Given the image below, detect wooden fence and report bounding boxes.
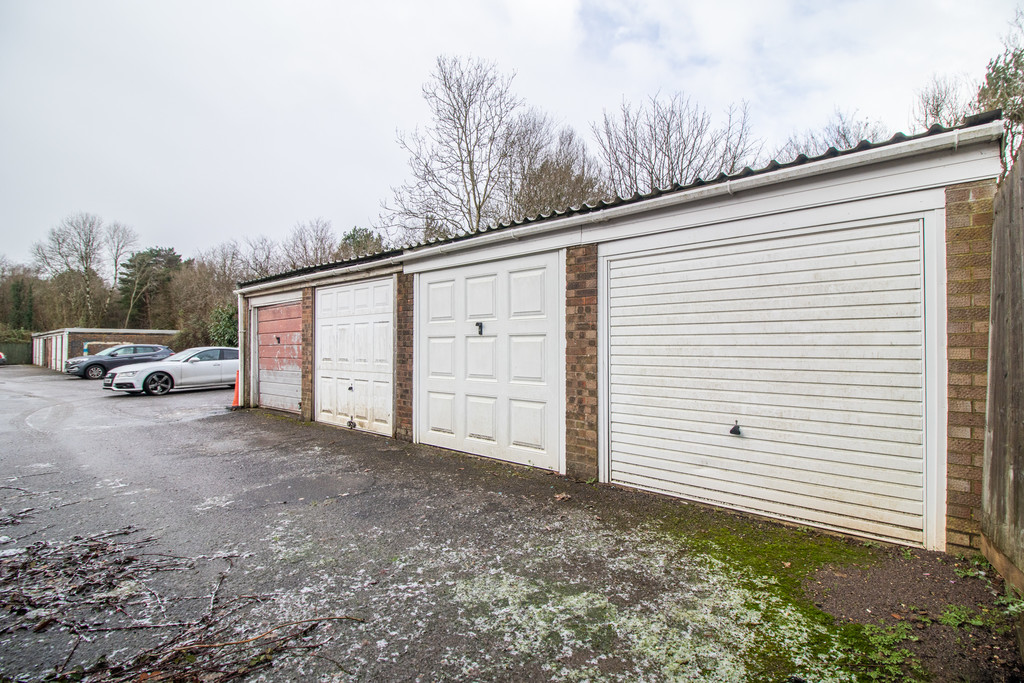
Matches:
[983,150,1024,609]
[0,342,31,365]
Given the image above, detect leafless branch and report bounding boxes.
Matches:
[775,107,890,162]
[592,92,761,196]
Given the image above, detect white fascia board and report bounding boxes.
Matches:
[402,125,1002,273]
[235,261,402,297]
[597,188,947,259]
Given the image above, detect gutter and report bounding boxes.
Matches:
[235,255,404,296]
[236,121,1003,295]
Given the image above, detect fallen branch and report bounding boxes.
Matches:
[1,528,365,681]
[172,616,366,652]
[6,470,61,479]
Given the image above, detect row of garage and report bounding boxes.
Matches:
[32,328,178,371]
[236,118,1003,551]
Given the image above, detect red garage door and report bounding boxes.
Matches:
[257,302,302,412]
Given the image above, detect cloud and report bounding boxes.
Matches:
[0,0,1016,265]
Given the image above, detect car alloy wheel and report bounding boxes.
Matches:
[143,372,173,396]
[84,365,105,380]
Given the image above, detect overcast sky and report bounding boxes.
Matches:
[0,0,1018,266]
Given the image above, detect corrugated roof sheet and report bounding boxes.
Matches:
[239,109,1003,288]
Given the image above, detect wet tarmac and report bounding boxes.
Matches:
[0,365,1012,682]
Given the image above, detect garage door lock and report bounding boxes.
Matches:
[730,421,741,436]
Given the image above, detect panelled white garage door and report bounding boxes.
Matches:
[417,251,562,471]
[606,221,928,545]
[315,278,394,436]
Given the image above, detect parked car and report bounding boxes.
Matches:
[65,344,175,379]
[0,351,6,365]
[103,347,239,396]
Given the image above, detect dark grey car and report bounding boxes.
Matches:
[64,344,174,379]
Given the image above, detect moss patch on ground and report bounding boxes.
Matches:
[434,502,902,682]
[659,504,927,681]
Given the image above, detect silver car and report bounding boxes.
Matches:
[102,347,239,396]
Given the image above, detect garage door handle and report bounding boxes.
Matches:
[475,321,483,335]
[348,385,354,391]
[730,421,741,435]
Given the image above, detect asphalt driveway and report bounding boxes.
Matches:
[0,366,1019,682]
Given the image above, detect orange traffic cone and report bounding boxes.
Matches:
[229,370,240,410]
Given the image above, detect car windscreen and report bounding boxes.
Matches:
[163,350,196,362]
[93,347,121,356]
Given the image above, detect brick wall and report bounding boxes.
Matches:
[945,179,997,552]
[565,245,599,480]
[395,273,415,442]
[300,287,314,422]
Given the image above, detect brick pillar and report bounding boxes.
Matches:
[945,179,997,552]
[395,272,415,442]
[300,286,314,422]
[565,245,599,480]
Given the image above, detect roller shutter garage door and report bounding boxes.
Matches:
[256,302,302,412]
[315,278,394,435]
[418,251,562,470]
[607,221,927,545]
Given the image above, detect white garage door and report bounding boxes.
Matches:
[418,251,562,471]
[315,278,394,435]
[607,221,927,545]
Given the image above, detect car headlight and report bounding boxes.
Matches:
[118,371,138,377]
[66,359,82,365]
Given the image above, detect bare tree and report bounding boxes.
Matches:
[168,260,235,348]
[911,74,978,131]
[102,221,137,321]
[237,235,281,281]
[380,55,525,242]
[507,125,607,219]
[499,108,555,216]
[775,108,890,162]
[281,218,340,270]
[105,222,137,289]
[592,93,761,196]
[196,241,246,285]
[32,213,107,326]
[715,102,763,174]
